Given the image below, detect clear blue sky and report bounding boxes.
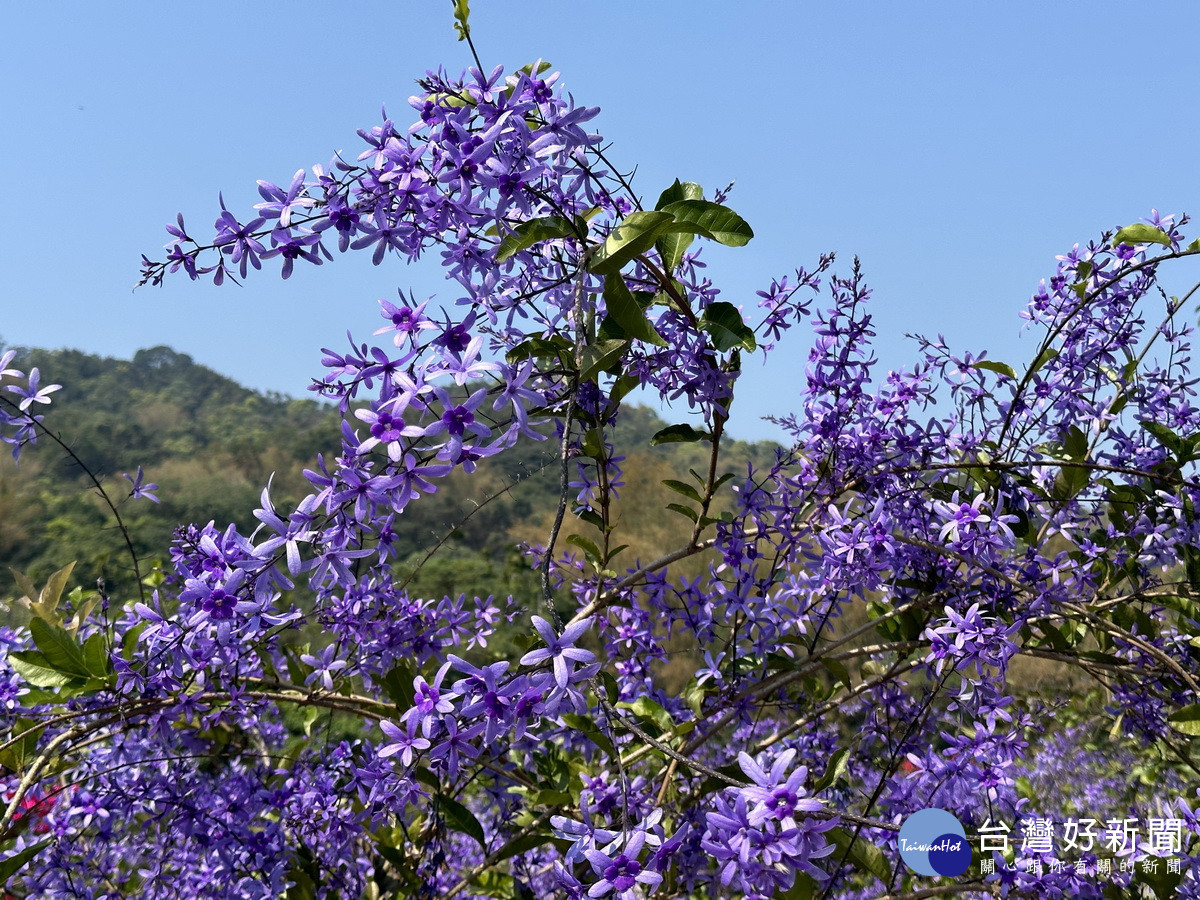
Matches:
[4,2,1200,442]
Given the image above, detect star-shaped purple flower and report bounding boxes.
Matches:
[519,615,595,689]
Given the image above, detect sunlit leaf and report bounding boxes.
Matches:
[602,275,666,346]
[1113,222,1171,248]
[29,618,90,678]
[589,211,679,275]
[495,216,577,262]
[1168,704,1200,736]
[661,199,754,247]
[700,301,757,352]
[451,0,471,40]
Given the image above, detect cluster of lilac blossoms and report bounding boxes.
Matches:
[4,57,1200,899]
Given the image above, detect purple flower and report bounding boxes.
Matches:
[378,718,431,767]
[122,466,160,503]
[262,226,323,279]
[254,168,316,227]
[551,796,620,864]
[520,615,595,689]
[428,716,484,779]
[402,661,459,737]
[12,367,61,411]
[422,386,491,459]
[300,644,349,691]
[736,749,824,830]
[583,830,661,899]
[212,197,267,277]
[373,295,433,346]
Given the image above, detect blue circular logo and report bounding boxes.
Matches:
[898,808,970,876]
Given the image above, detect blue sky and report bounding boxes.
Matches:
[4,2,1200,442]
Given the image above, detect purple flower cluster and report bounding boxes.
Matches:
[0,350,61,460]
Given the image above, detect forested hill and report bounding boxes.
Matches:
[0,345,780,601]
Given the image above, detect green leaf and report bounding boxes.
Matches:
[41,563,76,614]
[515,61,553,78]
[700,301,757,352]
[1028,346,1059,376]
[973,359,1017,380]
[0,718,44,774]
[533,788,573,806]
[621,696,674,734]
[9,563,76,626]
[8,650,80,688]
[495,216,577,262]
[285,865,317,900]
[565,534,603,565]
[575,507,607,531]
[413,766,439,790]
[1113,222,1172,248]
[655,181,704,270]
[655,179,703,210]
[380,662,417,709]
[579,339,630,383]
[300,706,323,738]
[662,479,703,503]
[589,211,678,275]
[657,231,694,270]
[491,831,556,864]
[821,657,852,691]
[597,670,621,703]
[580,427,605,459]
[813,747,850,793]
[506,335,572,365]
[121,622,146,662]
[661,199,754,247]
[778,872,820,900]
[684,679,707,717]
[1168,704,1200,736]
[0,838,51,887]
[602,275,666,346]
[1050,464,1089,502]
[532,746,572,790]
[561,713,615,757]
[1133,857,1185,899]
[438,795,486,848]
[8,569,39,609]
[283,645,307,686]
[470,872,527,900]
[609,374,641,405]
[826,827,891,884]
[28,618,90,678]
[712,472,737,492]
[650,423,711,445]
[451,0,471,40]
[667,503,699,522]
[1141,420,1184,453]
[1062,424,1089,461]
[82,632,111,678]
[64,587,99,638]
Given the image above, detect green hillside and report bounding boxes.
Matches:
[0,345,779,605]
